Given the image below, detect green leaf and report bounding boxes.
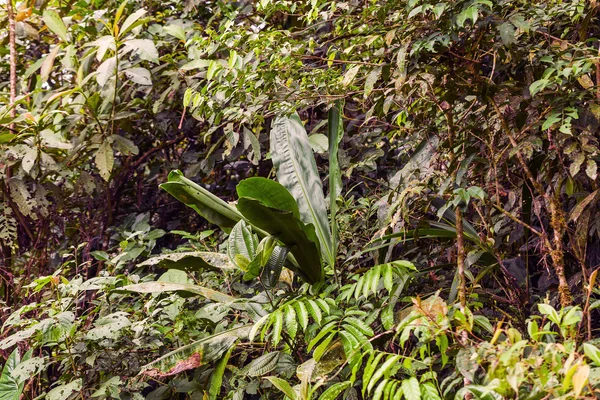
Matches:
[124,39,159,63]
[42,10,69,42]
[261,246,288,288]
[364,67,382,97]
[164,24,187,41]
[538,303,560,325]
[21,147,37,174]
[40,46,61,83]
[160,170,242,232]
[498,22,515,46]
[542,111,561,130]
[141,327,246,377]
[11,357,45,383]
[529,79,550,97]
[270,114,333,267]
[138,251,236,272]
[402,377,421,400]
[237,178,300,218]
[119,8,147,38]
[46,379,82,400]
[0,134,16,144]
[457,6,479,28]
[95,140,114,181]
[583,343,600,365]
[265,376,298,400]
[367,355,401,394]
[319,381,351,400]
[342,65,361,87]
[420,381,441,400]
[246,352,280,377]
[328,102,344,266]
[96,57,116,87]
[208,346,234,400]
[237,197,324,283]
[228,220,258,270]
[0,349,29,400]
[124,67,152,85]
[121,281,236,302]
[308,134,328,153]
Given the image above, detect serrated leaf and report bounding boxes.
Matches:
[306,300,322,324]
[294,301,309,331]
[285,305,298,339]
[367,355,401,394]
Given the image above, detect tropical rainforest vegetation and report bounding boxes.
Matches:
[2,0,600,398]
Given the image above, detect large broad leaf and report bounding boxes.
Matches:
[0,349,30,400]
[328,103,344,263]
[236,177,300,218]
[140,326,248,377]
[160,170,242,232]
[137,251,236,272]
[121,282,235,303]
[270,114,333,266]
[237,196,324,284]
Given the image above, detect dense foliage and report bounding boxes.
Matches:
[2,0,600,398]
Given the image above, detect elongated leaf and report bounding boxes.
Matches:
[237,197,324,283]
[137,251,236,272]
[270,114,333,266]
[261,246,289,288]
[0,349,29,400]
[208,346,234,400]
[265,376,298,400]
[246,352,280,377]
[119,8,147,38]
[141,327,246,377]
[328,102,344,264]
[319,381,351,400]
[121,282,235,302]
[42,10,68,42]
[161,170,242,232]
